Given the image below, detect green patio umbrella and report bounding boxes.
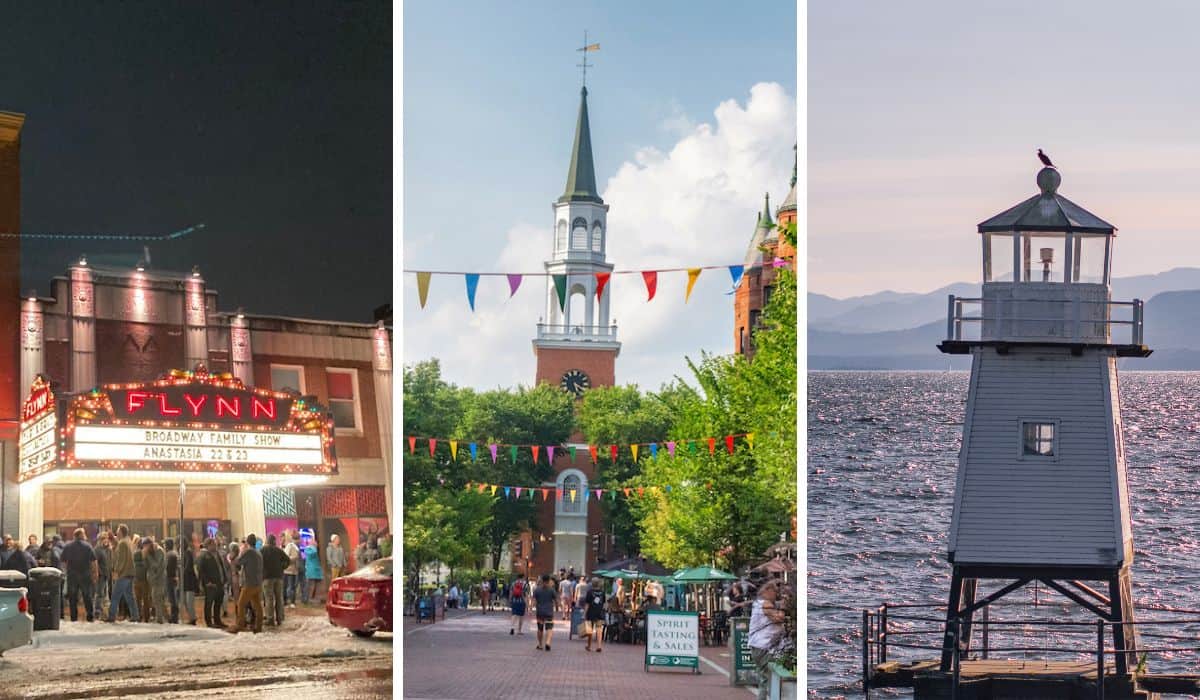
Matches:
[672,566,736,582]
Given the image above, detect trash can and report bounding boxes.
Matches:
[28,567,63,631]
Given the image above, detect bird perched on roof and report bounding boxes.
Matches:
[1037,149,1055,168]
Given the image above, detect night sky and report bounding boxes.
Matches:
[0,2,391,322]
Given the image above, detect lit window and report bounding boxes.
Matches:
[1022,421,1056,457]
[270,365,305,395]
[326,368,360,432]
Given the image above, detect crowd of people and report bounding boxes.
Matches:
[0,527,389,634]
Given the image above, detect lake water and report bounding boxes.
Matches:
[808,371,1200,698]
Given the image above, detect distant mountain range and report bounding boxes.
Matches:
[809,267,1200,369]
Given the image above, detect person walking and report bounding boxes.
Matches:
[326,534,346,580]
[583,577,606,652]
[60,528,97,623]
[232,534,264,633]
[24,535,39,559]
[144,538,167,624]
[197,538,225,628]
[480,579,490,613]
[303,538,323,603]
[226,542,242,617]
[181,534,200,625]
[532,574,559,651]
[132,538,151,622]
[283,531,300,608]
[164,539,180,623]
[261,534,289,626]
[747,580,787,700]
[93,533,112,620]
[508,575,528,636]
[107,525,139,623]
[559,575,575,621]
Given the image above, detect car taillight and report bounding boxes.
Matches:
[18,596,27,614]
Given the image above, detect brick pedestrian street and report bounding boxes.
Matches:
[402,608,756,699]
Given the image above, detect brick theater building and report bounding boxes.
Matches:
[734,145,797,359]
[4,112,392,569]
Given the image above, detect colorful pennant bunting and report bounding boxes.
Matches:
[469,442,478,462]
[552,274,567,311]
[642,270,658,301]
[728,265,745,287]
[685,268,702,302]
[531,445,540,463]
[416,272,431,309]
[507,274,523,298]
[595,272,611,300]
[450,440,458,461]
[465,274,480,311]
[489,443,498,464]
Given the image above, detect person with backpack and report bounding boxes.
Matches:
[583,577,606,652]
[508,575,529,635]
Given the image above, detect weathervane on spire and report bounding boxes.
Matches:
[577,31,600,88]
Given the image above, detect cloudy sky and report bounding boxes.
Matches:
[403,1,797,391]
[811,1,1200,299]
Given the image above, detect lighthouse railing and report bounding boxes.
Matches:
[943,295,1145,346]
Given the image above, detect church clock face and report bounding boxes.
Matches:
[560,369,590,397]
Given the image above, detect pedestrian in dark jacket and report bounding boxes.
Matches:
[181,534,200,625]
[233,534,264,633]
[60,528,97,622]
[196,538,226,628]
[164,539,180,623]
[261,534,290,626]
[94,534,112,617]
[1,534,29,575]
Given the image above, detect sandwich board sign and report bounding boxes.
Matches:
[644,609,700,673]
[730,617,757,686]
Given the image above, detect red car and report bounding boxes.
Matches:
[326,556,392,637]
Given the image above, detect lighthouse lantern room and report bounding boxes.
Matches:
[937,164,1151,677]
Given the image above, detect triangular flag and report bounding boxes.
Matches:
[449,440,458,461]
[650,486,660,496]
[506,274,523,298]
[649,442,658,459]
[772,256,788,268]
[556,487,563,500]
[552,274,568,311]
[569,446,576,462]
[478,483,487,493]
[666,485,672,493]
[515,487,523,498]
[489,484,497,496]
[707,437,716,455]
[725,435,735,454]
[568,488,576,503]
[588,445,598,464]
[584,489,590,503]
[666,441,676,457]
[428,438,438,457]
[529,488,535,499]
[504,486,511,499]
[407,436,416,454]
[469,442,478,462]
[728,265,745,287]
[685,268,702,302]
[609,445,618,463]
[416,272,432,309]
[642,271,658,301]
[688,441,697,455]
[465,482,472,491]
[541,488,550,501]
[630,444,639,461]
[531,445,540,463]
[611,490,617,500]
[637,486,645,497]
[464,274,480,311]
[595,272,611,300]
[489,443,498,464]
[510,445,518,463]
[746,433,755,449]
[595,489,602,501]
[623,488,631,498]
[547,446,556,463]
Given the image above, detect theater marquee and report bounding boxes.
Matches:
[17,367,337,482]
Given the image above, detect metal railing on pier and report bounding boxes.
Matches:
[862,601,1200,700]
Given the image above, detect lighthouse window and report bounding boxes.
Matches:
[1021,421,1057,457]
[571,218,588,249]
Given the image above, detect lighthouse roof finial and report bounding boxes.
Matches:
[977,163,1115,235]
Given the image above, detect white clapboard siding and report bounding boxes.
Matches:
[949,347,1125,567]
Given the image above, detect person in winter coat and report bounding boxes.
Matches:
[226,542,241,615]
[304,540,323,603]
[326,534,346,580]
[94,533,112,619]
[196,538,226,628]
[59,528,98,622]
[1,534,30,575]
[143,538,167,624]
[282,532,300,608]
[355,534,382,568]
[107,525,139,623]
[133,539,151,622]
[261,534,290,626]
[164,538,180,623]
[232,534,265,633]
[181,534,201,625]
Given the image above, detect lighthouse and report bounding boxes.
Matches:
[937,164,1150,675]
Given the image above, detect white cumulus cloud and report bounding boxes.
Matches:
[403,82,796,391]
